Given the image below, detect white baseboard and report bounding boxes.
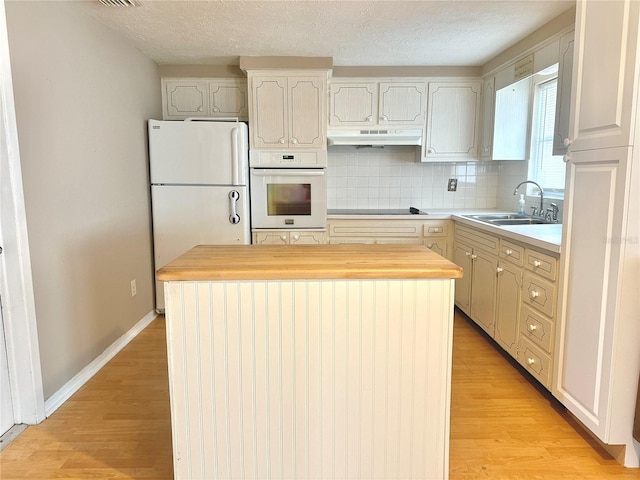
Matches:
[44,310,158,417]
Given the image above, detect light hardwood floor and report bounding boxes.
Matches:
[0,311,637,479]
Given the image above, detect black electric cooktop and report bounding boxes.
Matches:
[327,207,428,215]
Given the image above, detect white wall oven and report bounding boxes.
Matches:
[250,168,327,229]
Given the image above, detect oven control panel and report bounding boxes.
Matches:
[249,149,328,168]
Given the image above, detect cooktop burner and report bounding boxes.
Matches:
[328,207,428,215]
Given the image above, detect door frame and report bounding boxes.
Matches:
[0,0,45,425]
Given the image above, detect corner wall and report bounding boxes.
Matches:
[5,0,161,399]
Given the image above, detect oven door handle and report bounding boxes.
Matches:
[252,169,325,176]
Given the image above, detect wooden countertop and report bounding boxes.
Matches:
[157,244,463,281]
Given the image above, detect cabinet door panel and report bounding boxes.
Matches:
[379,82,426,124]
[289,76,325,148]
[553,32,574,155]
[452,242,473,313]
[424,82,481,161]
[480,76,495,160]
[495,262,521,358]
[555,146,631,441]
[210,81,248,118]
[252,77,288,148]
[470,250,497,336]
[330,83,377,126]
[165,81,209,119]
[569,0,639,151]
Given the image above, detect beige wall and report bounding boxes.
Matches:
[5,1,161,399]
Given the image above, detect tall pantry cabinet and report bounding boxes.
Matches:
[554,0,640,467]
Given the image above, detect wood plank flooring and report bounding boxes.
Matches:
[0,311,637,479]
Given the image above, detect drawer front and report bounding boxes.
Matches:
[454,224,499,254]
[329,220,421,237]
[522,272,557,318]
[524,248,558,281]
[500,240,525,267]
[519,303,554,353]
[423,220,451,237]
[518,336,552,388]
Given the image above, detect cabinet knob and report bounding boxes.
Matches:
[465,251,471,257]
[427,148,435,154]
[280,235,287,241]
[471,254,477,260]
[483,147,489,153]
[427,243,434,249]
[197,106,203,112]
[527,357,536,365]
[212,106,219,112]
[279,139,285,144]
[292,234,300,241]
[563,138,572,147]
[381,115,388,121]
[528,324,538,332]
[533,260,542,267]
[496,267,504,274]
[366,115,372,122]
[291,138,298,144]
[530,290,539,299]
[506,249,513,256]
[563,154,571,163]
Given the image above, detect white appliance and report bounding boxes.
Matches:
[250,168,327,229]
[149,118,250,311]
[327,128,423,146]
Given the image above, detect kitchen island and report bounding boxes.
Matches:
[158,244,462,480]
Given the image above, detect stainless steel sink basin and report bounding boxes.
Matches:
[463,214,554,226]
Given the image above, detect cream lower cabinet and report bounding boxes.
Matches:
[453,225,498,336]
[454,223,559,389]
[253,230,326,245]
[327,219,452,259]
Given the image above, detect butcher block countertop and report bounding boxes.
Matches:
[157,244,463,281]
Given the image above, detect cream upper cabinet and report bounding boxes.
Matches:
[423,81,482,162]
[248,71,327,149]
[164,80,209,119]
[329,80,426,127]
[378,82,427,125]
[162,79,248,120]
[479,76,495,161]
[552,31,574,156]
[566,1,639,152]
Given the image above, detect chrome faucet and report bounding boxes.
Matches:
[513,180,544,217]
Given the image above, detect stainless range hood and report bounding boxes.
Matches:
[327,128,423,146]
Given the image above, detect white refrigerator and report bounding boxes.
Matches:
[149,119,250,311]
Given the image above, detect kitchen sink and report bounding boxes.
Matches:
[463,214,555,226]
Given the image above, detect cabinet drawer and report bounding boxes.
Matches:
[519,304,554,353]
[524,248,558,281]
[500,240,525,267]
[329,220,422,237]
[423,220,450,237]
[518,336,552,388]
[522,272,557,318]
[454,224,499,254]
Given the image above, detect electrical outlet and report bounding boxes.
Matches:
[130,279,137,297]
[447,178,458,192]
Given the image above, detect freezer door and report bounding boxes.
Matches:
[148,119,248,186]
[151,185,250,311]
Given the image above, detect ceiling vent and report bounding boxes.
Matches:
[98,0,139,6]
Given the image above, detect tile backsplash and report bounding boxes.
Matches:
[327,146,500,210]
[327,146,564,221]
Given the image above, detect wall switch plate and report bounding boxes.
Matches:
[448,178,458,191]
[130,279,137,297]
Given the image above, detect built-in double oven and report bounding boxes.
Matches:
[249,150,327,230]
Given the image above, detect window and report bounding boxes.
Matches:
[528,73,565,197]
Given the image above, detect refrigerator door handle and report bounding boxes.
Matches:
[231,126,240,185]
[229,190,241,224]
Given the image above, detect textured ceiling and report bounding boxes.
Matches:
[77,0,575,66]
